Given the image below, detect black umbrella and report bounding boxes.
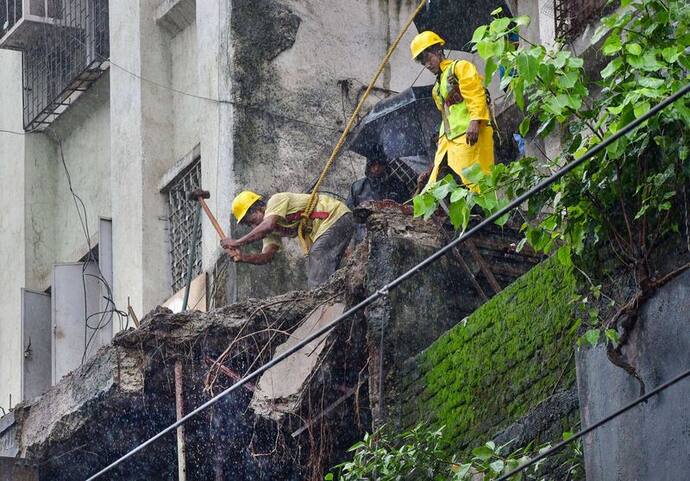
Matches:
[414,0,512,51]
[347,85,439,174]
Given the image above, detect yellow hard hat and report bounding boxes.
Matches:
[232,191,262,223]
[410,31,446,60]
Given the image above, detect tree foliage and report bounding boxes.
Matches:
[326,424,583,481]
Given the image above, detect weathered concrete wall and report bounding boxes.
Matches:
[396,255,579,452]
[0,49,27,412]
[42,75,112,288]
[110,0,175,315]
[171,23,200,162]
[577,270,690,481]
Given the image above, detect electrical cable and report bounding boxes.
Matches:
[84,81,690,481]
[0,128,26,136]
[48,25,343,135]
[57,140,129,362]
[495,366,690,481]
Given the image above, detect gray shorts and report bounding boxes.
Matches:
[307,213,354,288]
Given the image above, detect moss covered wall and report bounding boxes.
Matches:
[397,254,578,451]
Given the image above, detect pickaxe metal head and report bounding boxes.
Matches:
[187,189,211,201]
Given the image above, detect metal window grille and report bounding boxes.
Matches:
[0,1,23,33]
[389,158,418,194]
[167,159,203,293]
[553,0,607,40]
[17,0,109,131]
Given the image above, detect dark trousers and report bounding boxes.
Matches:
[307,213,355,288]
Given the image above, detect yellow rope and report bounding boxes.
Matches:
[297,0,428,253]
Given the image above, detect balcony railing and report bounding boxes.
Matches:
[0,0,109,131]
[554,0,607,40]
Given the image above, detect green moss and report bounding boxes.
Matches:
[409,254,578,453]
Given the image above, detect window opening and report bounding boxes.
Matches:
[166,158,203,293]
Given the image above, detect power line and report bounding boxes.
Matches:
[84,82,690,481]
[495,366,690,481]
[55,22,344,135]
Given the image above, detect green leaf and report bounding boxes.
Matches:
[490,460,505,474]
[432,182,453,200]
[514,15,530,26]
[450,188,468,203]
[472,445,494,461]
[557,245,572,266]
[517,52,539,83]
[490,17,511,34]
[638,77,665,89]
[539,62,556,85]
[591,24,611,45]
[601,58,623,79]
[638,52,664,72]
[475,191,498,211]
[471,25,488,43]
[462,163,486,186]
[477,39,498,59]
[485,57,498,86]
[512,77,525,110]
[490,6,503,15]
[661,47,680,63]
[605,329,621,346]
[568,57,584,69]
[634,102,650,118]
[602,32,622,55]
[625,43,642,56]
[584,329,600,347]
[449,200,471,230]
[519,117,530,137]
[325,473,334,480]
[413,193,438,220]
[557,71,579,89]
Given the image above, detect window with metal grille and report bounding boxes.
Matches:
[389,158,418,195]
[166,158,203,293]
[553,0,607,40]
[2,0,111,131]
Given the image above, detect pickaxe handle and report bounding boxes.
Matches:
[198,197,226,239]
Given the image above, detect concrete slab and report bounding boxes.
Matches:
[251,302,345,420]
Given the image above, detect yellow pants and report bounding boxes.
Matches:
[426,124,495,188]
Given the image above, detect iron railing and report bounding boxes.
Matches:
[553,0,607,40]
[0,0,23,35]
[166,159,203,293]
[18,0,109,131]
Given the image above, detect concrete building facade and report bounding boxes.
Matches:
[0,0,605,418]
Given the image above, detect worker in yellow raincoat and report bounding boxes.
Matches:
[411,31,494,191]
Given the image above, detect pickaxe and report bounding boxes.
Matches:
[186,189,226,239]
[186,189,240,262]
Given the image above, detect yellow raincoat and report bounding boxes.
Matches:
[426,59,494,188]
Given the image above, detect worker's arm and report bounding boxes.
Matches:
[432,84,443,112]
[456,61,490,145]
[231,243,279,265]
[220,214,280,249]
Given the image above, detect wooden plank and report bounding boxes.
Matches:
[466,240,503,294]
